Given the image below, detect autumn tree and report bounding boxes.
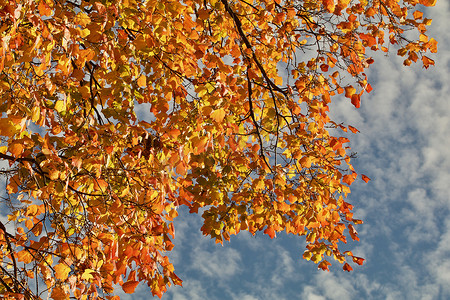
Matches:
[0,0,437,298]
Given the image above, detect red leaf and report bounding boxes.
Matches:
[353,256,365,265]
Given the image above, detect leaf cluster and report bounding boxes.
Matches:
[0,0,437,298]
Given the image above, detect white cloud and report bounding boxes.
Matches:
[302,286,327,300]
[301,273,355,300]
[239,295,259,300]
[425,218,450,296]
[191,246,242,279]
[169,280,209,300]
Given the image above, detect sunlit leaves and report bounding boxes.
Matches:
[0,0,438,298]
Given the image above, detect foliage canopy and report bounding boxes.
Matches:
[0,0,437,298]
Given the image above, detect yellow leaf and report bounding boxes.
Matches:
[253,178,265,191]
[31,107,40,122]
[81,269,95,281]
[27,205,39,217]
[120,185,130,197]
[54,263,71,281]
[211,108,226,123]
[197,87,208,98]
[54,100,66,113]
[74,12,91,26]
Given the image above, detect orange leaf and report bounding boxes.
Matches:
[71,157,82,169]
[419,0,436,6]
[353,256,365,265]
[342,173,356,185]
[343,263,353,272]
[94,179,108,191]
[361,174,370,183]
[122,280,139,294]
[413,11,423,20]
[137,75,147,88]
[348,125,359,133]
[0,119,17,137]
[344,86,356,98]
[322,0,335,12]
[8,143,23,157]
[51,286,68,299]
[168,128,181,138]
[38,1,52,17]
[299,156,312,168]
[264,226,276,239]
[318,260,331,271]
[348,224,359,241]
[422,56,435,69]
[176,162,187,176]
[25,219,34,230]
[17,250,33,264]
[351,94,360,108]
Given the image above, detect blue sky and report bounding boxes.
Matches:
[115,2,450,299]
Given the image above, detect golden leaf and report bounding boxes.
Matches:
[54,263,71,281]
